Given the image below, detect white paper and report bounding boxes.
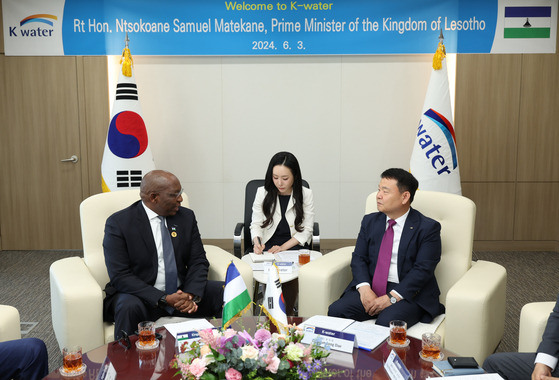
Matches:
[249,252,276,262]
[275,251,301,263]
[164,319,214,338]
[427,375,503,380]
[250,262,265,271]
[302,315,356,332]
[343,321,390,351]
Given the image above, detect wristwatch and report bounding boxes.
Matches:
[158,295,168,308]
[192,295,201,304]
[387,293,397,304]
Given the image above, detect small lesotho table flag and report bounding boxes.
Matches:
[101,35,155,192]
[261,261,288,334]
[410,33,461,195]
[223,261,252,329]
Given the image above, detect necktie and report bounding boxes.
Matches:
[371,219,397,296]
[159,216,178,312]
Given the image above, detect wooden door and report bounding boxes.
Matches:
[0,56,84,249]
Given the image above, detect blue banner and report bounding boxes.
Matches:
[3,0,557,55]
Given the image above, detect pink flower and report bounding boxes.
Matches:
[254,329,272,343]
[225,368,242,380]
[188,358,207,378]
[198,328,219,347]
[265,355,281,373]
[223,328,237,339]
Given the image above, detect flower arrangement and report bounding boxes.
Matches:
[171,323,338,380]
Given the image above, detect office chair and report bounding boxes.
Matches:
[233,179,320,258]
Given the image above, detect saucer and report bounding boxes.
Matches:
[419,350,444,362]
[59,363,87,377]
[136,339,160,350]
[386,338,410,348]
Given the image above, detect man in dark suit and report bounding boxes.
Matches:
[103,170,224,338]
[328,168,444,327]
[0,338,48,380]
[483,293,559,380]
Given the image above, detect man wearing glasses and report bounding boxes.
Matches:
[102,170,224,339]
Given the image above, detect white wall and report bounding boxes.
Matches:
[108,55,433,240]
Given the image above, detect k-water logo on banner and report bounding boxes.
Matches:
[504,6,552,38]
[9,13,57,37]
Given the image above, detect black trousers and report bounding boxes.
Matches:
[483,352,559,380]
[327,282,426,327]
[108,280,224,339]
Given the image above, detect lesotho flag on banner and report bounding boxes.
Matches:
[410,34,461,195]
[261,261,288,334]
[101,36,155,192]
[223,261,252,330]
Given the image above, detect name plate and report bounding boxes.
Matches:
[263,261,293,274]
[384,350,412,380]
[96,357,117,380]
[301,325,355,354]
[176,328,219,353]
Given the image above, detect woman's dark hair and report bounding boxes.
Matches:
[261,152,304,232]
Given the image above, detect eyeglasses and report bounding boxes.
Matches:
[168,188,184,200]
[112,330,131,350]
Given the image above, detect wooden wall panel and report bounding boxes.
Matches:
[517,51,559,181]
[514,183,559,241]
[462,182,515,241]
[455,54,521,182]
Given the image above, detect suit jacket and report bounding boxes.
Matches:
[348,207,444,319]
[250,186,314,246]
[538,293,559,358]
[102,200,209,311]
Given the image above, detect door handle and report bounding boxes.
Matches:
[61,155,79,163]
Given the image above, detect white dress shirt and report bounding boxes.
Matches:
[536,353,558,371]
[141,202,179,292]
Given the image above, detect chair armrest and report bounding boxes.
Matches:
[50,257,105,352]
[298,247,354,317]
[205,245,254,315]
[234,222,244,258]
[312,222,320,252]
[518,302,555,352]
[445,260,507,364]
[0,305,21,342]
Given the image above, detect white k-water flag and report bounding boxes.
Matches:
[261,262,288,333]
[410,41,461,195]
[101,41,155,192]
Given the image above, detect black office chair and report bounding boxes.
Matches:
[233,179,320,258]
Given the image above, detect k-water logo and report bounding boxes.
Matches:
[9,14,58,37]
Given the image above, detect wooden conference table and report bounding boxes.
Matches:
[45,317,450,380]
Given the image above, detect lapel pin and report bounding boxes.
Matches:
[171,231,177,238]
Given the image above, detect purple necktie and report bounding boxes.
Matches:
[372,219,397,296]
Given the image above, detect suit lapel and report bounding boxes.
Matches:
[134,201,157,255]
[397,208,419,272]
[372,213,388,264]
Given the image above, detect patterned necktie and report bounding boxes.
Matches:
[159,216,178,302]
[371,219,397,296]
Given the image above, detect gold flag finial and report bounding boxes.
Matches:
[121,32,133,77]
[432,29,446,71]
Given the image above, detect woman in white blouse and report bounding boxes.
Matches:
[250,151,314,314]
